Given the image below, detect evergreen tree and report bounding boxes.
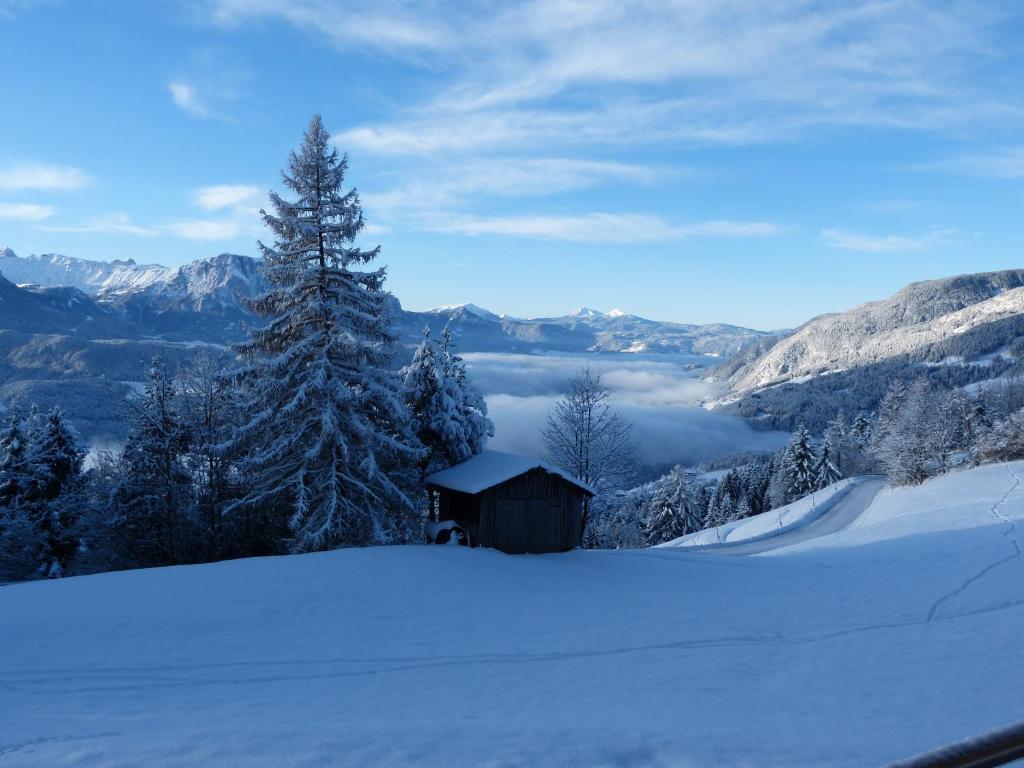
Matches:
[178,351,242,560]
[850,412,873,449]
[112,357,194,566]
[228,115,422,551]
[440,324,492,458]
[0,410,28,507]
[644,466,698,545]
[404,326,491,475]
[784,425,817,498]
[813,434,842,489]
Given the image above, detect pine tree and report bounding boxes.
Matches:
[784,425,817,498]
[228,115,422,551]
[440,324,493,459]
[0,410,28,507]
[0,406,85,580]
[644,466,698,545]
[178,351,241,559]
[850,412,873,449]
[112,357,194,566]
[24,407,85,577]
[814,435,842,489]
[404,326,490,475]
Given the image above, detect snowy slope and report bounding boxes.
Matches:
[664,476,863,547]
[3,462,1024,766]
[720,269,1024,392]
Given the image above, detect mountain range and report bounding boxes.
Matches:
[2,246,1022,442]
[0,248,770,355]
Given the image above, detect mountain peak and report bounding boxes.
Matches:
[427,302,500,320]
[569,307,605,318]
[0,246,16,259]
[608,308,628,318]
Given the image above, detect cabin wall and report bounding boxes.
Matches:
[477,469,585,554]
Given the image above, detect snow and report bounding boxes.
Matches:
[426,303,500,320]
[665,476,862,547]
[425,449,595,495]
[3,461,1024,766]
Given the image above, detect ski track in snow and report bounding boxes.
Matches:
[925,465,1022,623]
[4,591,1024,699]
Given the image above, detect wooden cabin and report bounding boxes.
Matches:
[425,450,595,554]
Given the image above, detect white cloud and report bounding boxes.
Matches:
[430,212,781,243]
[41,211,157,236]
[192,184,264,211]
[319,1,1017,158]
[165,219,244,241]
[364,157,664,214]
[0,202,54,221]
[169,80,212,119]
[206,0,454,53]
[932,147,1024,178]
[820,228,954,253]
[0,163,90,191]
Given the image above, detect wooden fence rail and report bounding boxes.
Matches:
[885,720,1024,768]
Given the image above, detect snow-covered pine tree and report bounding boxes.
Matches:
[178,350,241,560]
[813,434,842,489]
[644,466,699,545]
[23,407,85,577]
[0,410,28,507]
[871,379,940,486]
[403,326,491,476]
[784,425,817,498]
[113,356,194,566]
[978,409,1024,462]
[228,115,422,551]
[766,445,790,507]
[440,323,493,458]
[850,412,873,449]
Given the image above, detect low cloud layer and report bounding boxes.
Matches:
[464,353,788,467]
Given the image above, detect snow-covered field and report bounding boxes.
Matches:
[2,462,1023,766]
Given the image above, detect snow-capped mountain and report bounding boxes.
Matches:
[0,248,173,295]
[0,249,772,354]
[718,269,1024,393]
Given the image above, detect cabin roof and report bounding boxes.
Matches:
[425,450,596,496]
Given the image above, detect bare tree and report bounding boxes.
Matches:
[542,367,637,536]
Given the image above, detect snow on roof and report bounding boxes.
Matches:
[425,450,596,495]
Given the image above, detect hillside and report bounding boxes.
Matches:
[718,269,1024,392]
[2,461,1022,766]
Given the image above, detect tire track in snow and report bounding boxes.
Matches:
[5,596,1024,696]
[925,465,1022,623]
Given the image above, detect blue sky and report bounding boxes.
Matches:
[1,0,1023,329]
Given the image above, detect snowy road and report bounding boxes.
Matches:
[699,476,887,555]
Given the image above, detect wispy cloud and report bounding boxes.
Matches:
[316,0,1018,159]
[169,80,213,119]
[205,0,455,54]
[364,157,665,216]
[0,202,55,221]
[165,219,244,240]
[0,163,90,191]
[931,146,1024,178]
[430,213,782,243]
[192,183,264,211]
[820,227,954,253]
[41,211,157,236]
